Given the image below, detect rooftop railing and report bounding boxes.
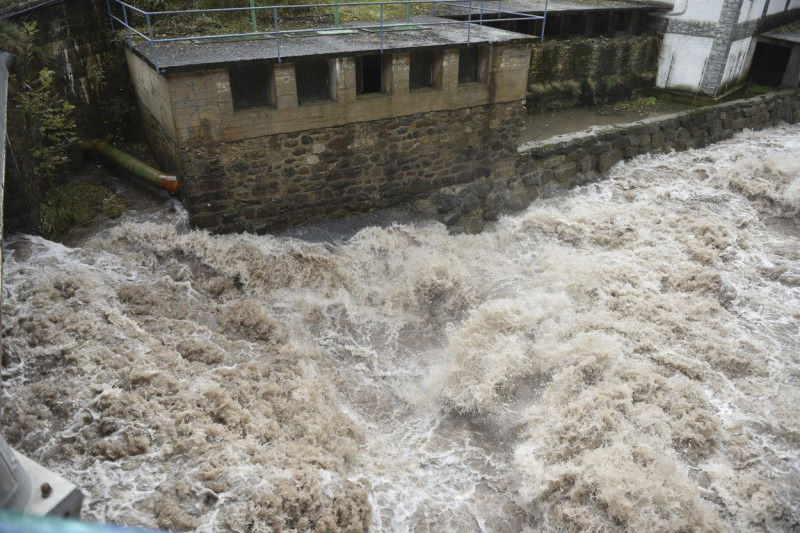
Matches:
[106,0,548,72]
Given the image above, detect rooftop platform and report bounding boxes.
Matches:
[128,15,534,73]
[435,0,668,15]
[114,0,668,73]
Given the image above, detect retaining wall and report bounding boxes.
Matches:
[527,34,662,113]
[426,90,800,233]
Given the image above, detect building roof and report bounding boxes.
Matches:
[130,15,537,73]
[761,19,800,44]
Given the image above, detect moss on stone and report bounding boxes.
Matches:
[40,180,127,241]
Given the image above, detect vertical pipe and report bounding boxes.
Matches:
[274,7,281,62]
[380,3,384,54]
[250,0,258,32]
[540,0,548,42]
[334,0,339,28]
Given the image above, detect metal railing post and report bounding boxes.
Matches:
[123,4,131,50]
[274,7,281,62]
[145,12,159,72]
[106,0,115,31]
[467,0,472,46]
[334,0,339,27]
[540,0,548,41]
[250,0,257,32]
[380,3,384,54]
[479,0,484,26]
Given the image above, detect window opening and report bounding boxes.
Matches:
[459,47,479,83]
[230,64,271,109]
[409,50,434,89]
[357,55,383,94]
[296,59,331,102]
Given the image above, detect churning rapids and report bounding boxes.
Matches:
[2,124,800,532]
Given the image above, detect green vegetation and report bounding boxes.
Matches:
[1,20,127,236]
[3,21,78,187]
[39,181,127,241]
[612,96,659,113]
[745,84,775,97]
[14,67,78,185]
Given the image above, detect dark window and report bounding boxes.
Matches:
[459,47,480,83]
[229,64,271,109]
[357,55,383,94]
[568,14,586,35]
[748,42,791,87]
[409,51,434,89]
[296,59,330,102]
[590,12,611,36]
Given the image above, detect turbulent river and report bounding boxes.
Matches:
[2,125,800,532]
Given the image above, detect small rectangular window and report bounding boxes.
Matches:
[410,50,443,90]
[357,54,383,94]
[296,59,331,103]
[409,50,434,89]
[458,46,488,84]
[230,64,271,109]
[459,47,479,83]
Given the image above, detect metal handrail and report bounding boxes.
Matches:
[106,0,547,72]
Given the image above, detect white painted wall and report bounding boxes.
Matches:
[657,34,715,90]
[739,0,769,22]
[767,0,790,15]
[681,0,726,22]
[721,37,755,85]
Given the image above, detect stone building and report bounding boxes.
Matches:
[123,11,535,232]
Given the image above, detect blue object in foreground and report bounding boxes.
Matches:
[0,510,162,533]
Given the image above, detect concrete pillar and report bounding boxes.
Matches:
[781,43,800,87]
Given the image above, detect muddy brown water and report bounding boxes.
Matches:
[1,125,799,532]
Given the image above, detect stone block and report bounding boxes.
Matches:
[588,141,613,155]
[579,156,596,173]
[537,154,566,169]
[553,161,578,183]
[502,189,529,211]
[437,192,462,213]
[597,150,622,172]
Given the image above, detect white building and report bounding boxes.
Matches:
[654,0,800,97]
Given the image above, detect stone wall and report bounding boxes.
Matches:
[6,0,136,137]
[527,34,661,113]
[179,101,523,233]
[3,0,138,233]
[503,90,800,212]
